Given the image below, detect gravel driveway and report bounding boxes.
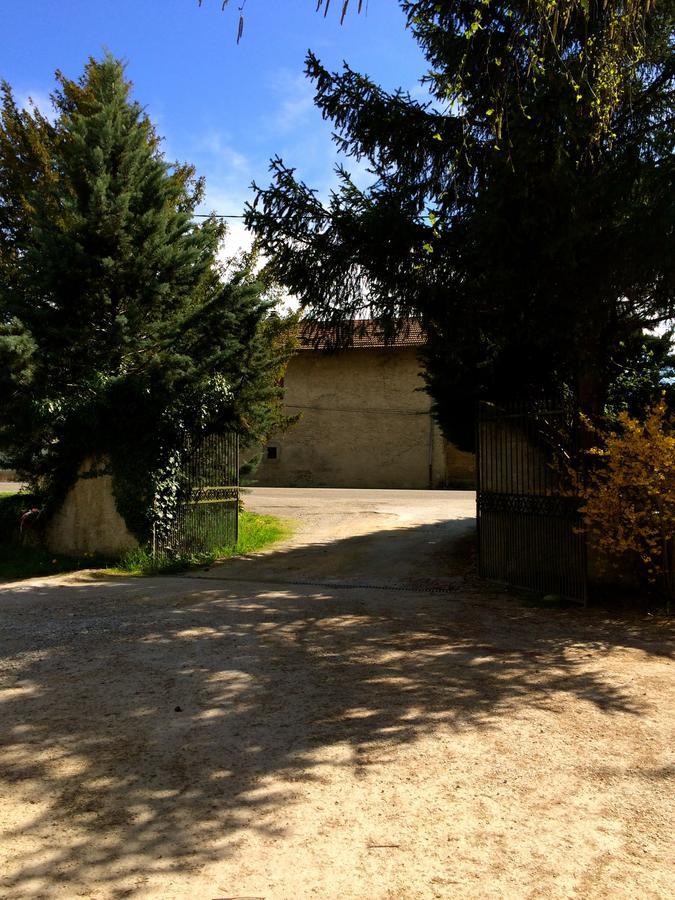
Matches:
[0,488,672,899]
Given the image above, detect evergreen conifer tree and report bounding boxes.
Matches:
[247,1,674,448]
[0,55,293,537]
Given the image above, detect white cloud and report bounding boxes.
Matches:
[198,180,255,259]
[194,131,250,174]
[17,89,56,123]
[183,66,381,270]
[175,124,257,257]
[267,71,316,135]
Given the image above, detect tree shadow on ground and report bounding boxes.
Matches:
[0,519,672,896]
[203,510,477,591]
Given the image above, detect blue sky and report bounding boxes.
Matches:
[3,0,427,253]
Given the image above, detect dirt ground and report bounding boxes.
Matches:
[0,488,673,899]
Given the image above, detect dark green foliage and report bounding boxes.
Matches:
[0,492,102,583]
[0,55,294,539]
[605,331,675,419]
[247,1,675,449]
[0,543,113,583]
[0,492,37,546]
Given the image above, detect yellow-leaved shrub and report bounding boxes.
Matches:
[578,398,674,601]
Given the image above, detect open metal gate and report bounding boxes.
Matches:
[476,401,587,602]
[153,432,239,559]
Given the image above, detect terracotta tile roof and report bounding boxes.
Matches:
[300,319,425,350]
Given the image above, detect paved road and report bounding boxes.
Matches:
[0,481,23,494]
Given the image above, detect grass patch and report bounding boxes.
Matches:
[0,491,115,582]
[0,544,112,583]
[223,510,293,557]
[0,493,291,582]
[114,510,293,576]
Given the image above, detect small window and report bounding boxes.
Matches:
[266,445,278,461]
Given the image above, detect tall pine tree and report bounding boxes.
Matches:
[0,55,294,537]
[247,1,674,449]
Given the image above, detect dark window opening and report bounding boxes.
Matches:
[267,446,278,460]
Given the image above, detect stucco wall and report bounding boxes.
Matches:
[253,347,475,489]
[47,458,138,557]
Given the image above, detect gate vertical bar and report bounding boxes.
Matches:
[476,400,587,602]
[234,432,240,545]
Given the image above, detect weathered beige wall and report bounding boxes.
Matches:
[253,347,475,489]
[47,458,138,557]
[444,443,476,489]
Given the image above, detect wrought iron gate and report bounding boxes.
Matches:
[476,402,587,602]
[153,432,239,559]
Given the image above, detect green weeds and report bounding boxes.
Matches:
[0,492,291,582]
[113,511,292,576]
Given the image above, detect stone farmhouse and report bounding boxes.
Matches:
[253,320,475,490]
